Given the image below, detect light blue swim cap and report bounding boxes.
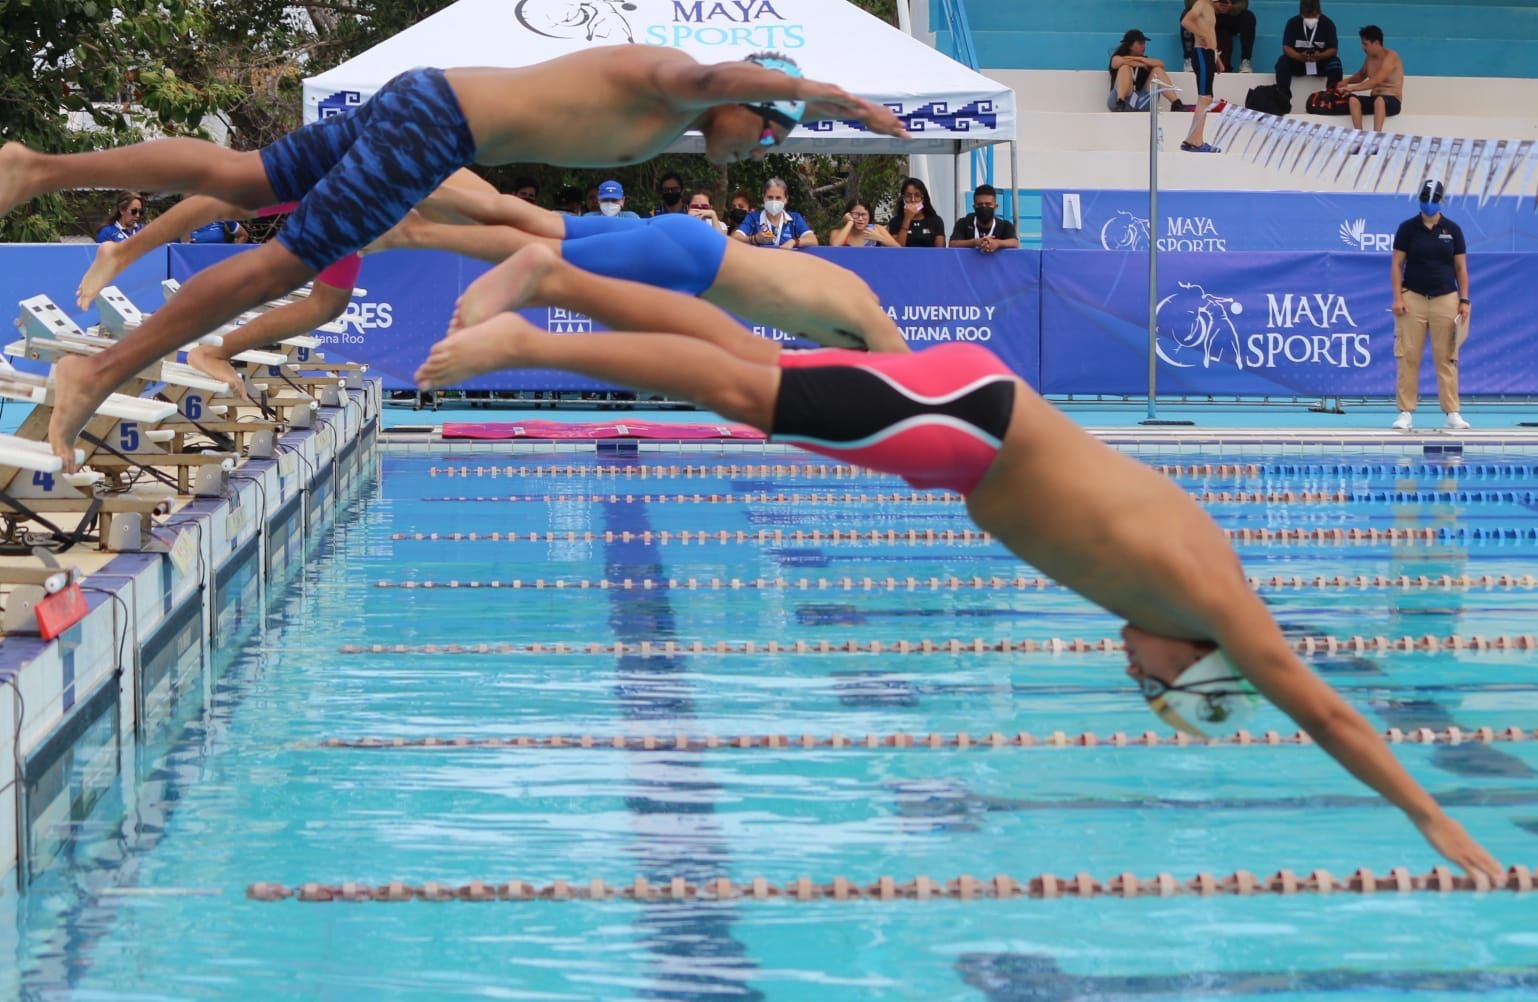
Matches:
[742,52,806,129]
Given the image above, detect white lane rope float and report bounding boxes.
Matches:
[425,462,1538,480]
[313,726,1538,751]
[337,633,1538,657]
[370,574,1538,594]
[385,527,1538,546]
[248,865,1537,901]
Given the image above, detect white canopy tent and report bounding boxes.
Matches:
[303,0,1016,199]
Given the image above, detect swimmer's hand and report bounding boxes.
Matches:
[1417,813,1503,882]
[798,83,910,139]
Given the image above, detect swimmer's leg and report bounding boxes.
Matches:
[453,244,778,364]
[417,312,778,430]
[78,194,252,308]
[0,140,274,217]
[186,280,352,398]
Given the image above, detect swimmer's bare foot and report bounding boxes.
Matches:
[77,240,125,309]
[416,315,534,390]
[449,243,559,335]
[187,345,252,403]
[0,142,39,217]
[47,354,110,474]
[361,210,427,256]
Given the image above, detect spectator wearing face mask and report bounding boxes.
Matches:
[888,177,946,248]
[585,179,640,219]
[1276,0,1343,98]
[653,171,687,216]
[733,177,816,249]
[725,190,754,233]
[949,184,1020,254]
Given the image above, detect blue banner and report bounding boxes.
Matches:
[1,245,167,376]
[1044,190,1538,254]
[1041,250,1535,397]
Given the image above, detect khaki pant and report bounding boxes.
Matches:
[1395,291,1467,414]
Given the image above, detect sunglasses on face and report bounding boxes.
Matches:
[689,203,712,210]
[127,208,142,216]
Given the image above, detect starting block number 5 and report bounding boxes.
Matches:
[119,422,140,452]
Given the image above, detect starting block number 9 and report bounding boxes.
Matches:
[119,421,140,452]
[296,347,311,363]
[183,395,203,420]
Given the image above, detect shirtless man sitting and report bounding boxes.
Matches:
[1336,24,1404,134]
[413,243,1502,881]
[0,47,906,471]
[368,170,909,354]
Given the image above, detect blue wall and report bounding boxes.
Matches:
[940,0,1538,78]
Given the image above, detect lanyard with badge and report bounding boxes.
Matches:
[1302,21,1319,75]
[973,216,997,241]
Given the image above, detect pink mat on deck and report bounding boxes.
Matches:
[441,420,766,441]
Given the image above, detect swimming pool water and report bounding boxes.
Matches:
[6,448,1538,1000]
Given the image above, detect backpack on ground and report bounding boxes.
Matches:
[1244,84,1290,116]
[1305,89,1352,115]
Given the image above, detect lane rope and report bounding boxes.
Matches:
[337,633,1538,657]
[424,462,1538,481]
[370,574,1538,593]
[247,865,1535,901]
[312,726,1538,751]
[385,527,1538,546]
[417,490,1538,506]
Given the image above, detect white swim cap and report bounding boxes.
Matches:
[1139,648,1258,737]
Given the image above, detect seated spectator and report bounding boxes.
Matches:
[1335,24,1403,134]
[685,190,729,233]
[653,171,687,216]
[949,184,1021,253]
[1108,29,1187,112]
[512,176,540,204]
[828,197,898,247]
[732,177,816,249]
[726,189,753,233]
[585,179,640,219]
[584,183,601,215]
[186,216,250,244]
[95,191,144,243]
[888,177,947,248]
[1276,0,1344,97]
[1181,0,1255,73]
[554,185,584,216]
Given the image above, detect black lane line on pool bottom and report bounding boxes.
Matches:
[600,497,763,1002]
[957,953,1538,1000]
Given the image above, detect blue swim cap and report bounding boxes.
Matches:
[742,52,806,129]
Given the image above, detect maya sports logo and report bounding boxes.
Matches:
[1155,282,1246,369]
[1339,218,1393,252]
[515,0,638,42]
[1100,210,1150,251]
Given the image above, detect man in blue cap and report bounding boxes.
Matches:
[587,179,639,219]
[1391,178,1471,431]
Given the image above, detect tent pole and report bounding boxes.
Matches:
[954,150,963,222]
[1009,141,1020,230]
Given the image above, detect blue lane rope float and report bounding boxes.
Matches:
[369,573,1538,593]
[247,865,1537,902]
[417,489,1538,506]
[336,633,1538,657]
[312,726,1538,751]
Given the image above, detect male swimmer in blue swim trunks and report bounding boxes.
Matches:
[0,47,907,469]
[413,243,1502,883]
[364,169,908,354]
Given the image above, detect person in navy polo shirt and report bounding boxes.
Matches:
[94,191,144,243]
[1390,179,1471,432]
[186,217,250,244]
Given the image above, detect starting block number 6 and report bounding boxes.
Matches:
[183,395,203,420]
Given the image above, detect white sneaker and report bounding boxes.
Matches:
[1392,411,1413,431]
[1184,58,1193,72]
[1444,412,1471,430]
[1240,59,1254,73]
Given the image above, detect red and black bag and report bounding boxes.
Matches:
[1305,89,1352,115]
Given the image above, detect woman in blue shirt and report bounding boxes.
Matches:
[94,191,145,243]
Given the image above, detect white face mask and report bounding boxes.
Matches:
[1303,16,1319,29]
[762,198,786,216]
[599,201,622,217]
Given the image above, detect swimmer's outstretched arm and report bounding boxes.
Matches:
[650,60,908,137]
[1213,600,1502,879]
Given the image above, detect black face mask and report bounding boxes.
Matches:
[974,207,995,222]
[661,190,683,207]
[727,207,748,227]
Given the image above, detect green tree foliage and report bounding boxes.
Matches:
[2,0,909,240]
